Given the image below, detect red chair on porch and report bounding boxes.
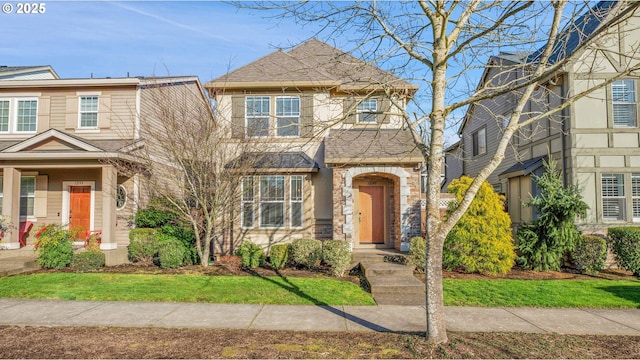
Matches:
[83,230,102,247]
[18,221,34,248]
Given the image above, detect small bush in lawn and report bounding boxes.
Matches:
[289,238,322,269]
[72,251,105,271]
[236,241,265,269]
[128,228,158,264]
[607,227,640,276]
[571,235,607,274]
[269,244,289,270]
[409,237,426,273]
[322,240,351,277]
[34,225,74,270]
[157,236,185,269]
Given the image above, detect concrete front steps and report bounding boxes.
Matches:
[353,249,426,306]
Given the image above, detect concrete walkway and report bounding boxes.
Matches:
[1,298,640,335]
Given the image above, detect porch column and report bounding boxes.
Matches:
[100,165,117,250]
[1,167,21,249]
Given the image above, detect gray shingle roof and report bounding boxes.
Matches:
[527,1,620,64]
[499,155,547,178]
[207,39,417,90]
[324,129,423,164]
[228,151,319,172]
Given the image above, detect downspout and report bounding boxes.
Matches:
[560,74,568,187]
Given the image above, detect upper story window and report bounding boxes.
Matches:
[357,99,378,123]
[276,97,300,137]
[79,96,99,128]
[472,127,487,156]
[612,79,637,127]
[0,98,38,133]
[246,96,270,137]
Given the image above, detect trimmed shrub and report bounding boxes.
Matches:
[72,251,106,271]
[322,240,351,277]
[571,235,607,274]
[128,228,158,264]
[444,176,515,275]
[409,236,426,273]
[289,238,322,269]
[134,199,178,228]
[608,227,640,276]
[269,244,289,270]
[34,225,74,270]
[516,158,588,271]
[160,224,199,265]
[236,241,265,269]
[157,237,186,269]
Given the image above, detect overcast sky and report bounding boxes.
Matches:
[1,1,322,82]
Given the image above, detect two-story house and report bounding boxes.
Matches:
[458,1,640,232]
[0,72,209,264]
[206,39,424,252]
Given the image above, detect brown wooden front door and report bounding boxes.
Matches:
[358,185,385,244]
[69,186,91,239]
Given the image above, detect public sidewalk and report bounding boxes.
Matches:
[1,298,640,335]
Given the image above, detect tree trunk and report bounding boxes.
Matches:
[425,230,447,343]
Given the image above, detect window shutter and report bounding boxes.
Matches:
[343,98,356,124]
[231,95,245,139]
[301,94,314,138]
[65,96,78,129]
[37,96,50,132]
[380,98,392,124]
[98,95,111,129]
[34,175,48,218]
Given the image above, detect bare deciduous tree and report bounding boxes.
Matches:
[244,0,640,343]
[115,79,264,267]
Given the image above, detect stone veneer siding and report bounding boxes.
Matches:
[332,165,422,250]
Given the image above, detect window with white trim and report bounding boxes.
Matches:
[259,175,285,228]
[290,175,303,227]
[246,96,270,137]
[20,176,35,218]
[357,99,378,123]
[612,79,637,127]
[0,100,9,132]
[242,177,254,228]
[632,174,640,222]
[79,96,99,128]
[472,127,487,156]
[602,173,625,221]
[16,99,37,132]
[276,96,300,137]
[116,184,127,210]
[0,98,38,133]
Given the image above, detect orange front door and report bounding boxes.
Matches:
[358,186,385,244]
[69,186,91,239]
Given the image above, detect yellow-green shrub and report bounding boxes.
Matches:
[409,237,426,273]
[444,176,515,275]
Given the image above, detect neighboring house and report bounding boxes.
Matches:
[459,1,640,231]
[206,39,424,252]
[442,140,463,190]
[0,72,208,264]
[0,65,59,80]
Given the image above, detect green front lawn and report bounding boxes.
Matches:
[0,273,376,306]
[444,278,640,308]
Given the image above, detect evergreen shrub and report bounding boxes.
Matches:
[322,240,351,277]
[571,235,607,274]
[128,228,158,264]
[269,244,289,270]
[157,237,186,269]
[444,176,515,275]
[236,241,265,268]
[289,238,322,268]
[72,251,105,271]
[34,225,74,269]
[607,227,640,276]
[409,236,426,273]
